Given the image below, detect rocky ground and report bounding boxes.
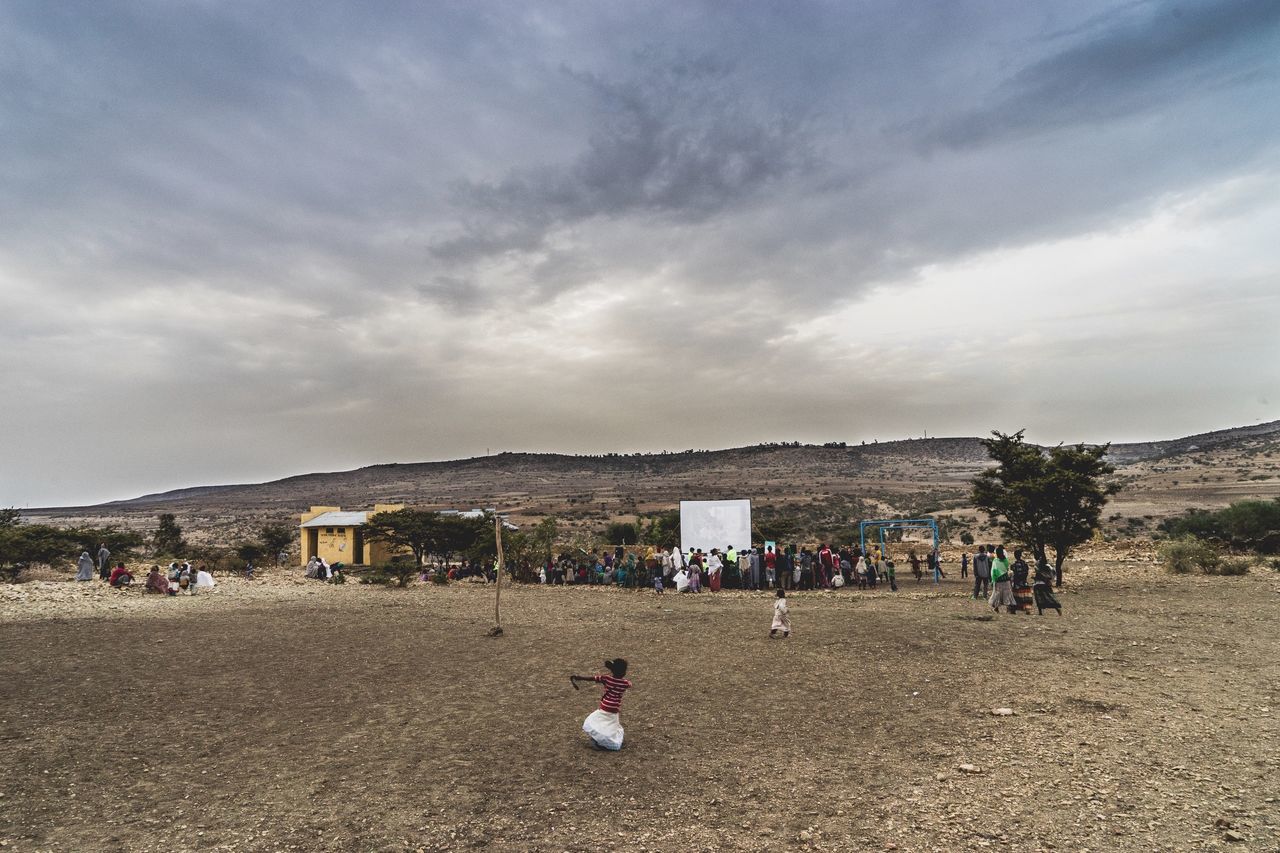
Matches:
[1,551,1278,852]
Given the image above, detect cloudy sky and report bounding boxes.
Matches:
[3,0,1279,507]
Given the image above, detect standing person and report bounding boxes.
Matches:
[75,551,95,581]
[777,547,792,591]
[885,556,898,591]
[707,549,723,592]
[763,545,777,589]
[961,551,970,580]
[96,543,111,580]
[798,548,813,590]
[930,548,944,584]
[989,546,1016,614]
[854,554,868,589]
[570,659,632,751]
[669,545,686,589]
[688,551,702,593]
[1011,549,1033,614]
[972,546,992,599]
[1033,559,1062,615]
[817,544,833,590]
[770,589,791,638]
[745,548,759,591]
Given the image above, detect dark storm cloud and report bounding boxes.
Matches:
[1,0,1278,506]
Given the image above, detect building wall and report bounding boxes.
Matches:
[300,504,409,567]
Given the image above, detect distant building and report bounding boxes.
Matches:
[299,504,405,566]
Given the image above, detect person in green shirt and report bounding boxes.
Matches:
[989,545,1017,613]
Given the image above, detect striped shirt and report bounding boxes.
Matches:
[593,674,632,713]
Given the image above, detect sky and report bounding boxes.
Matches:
[2,0,1279,508]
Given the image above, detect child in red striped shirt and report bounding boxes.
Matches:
[570,658,631,750]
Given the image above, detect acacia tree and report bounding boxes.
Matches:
[259,523,294,563]
[362,509,487,585]
[153,513,187,556]
[971,430,1119,587]
[363,508,441,572]
[0,510,80,582]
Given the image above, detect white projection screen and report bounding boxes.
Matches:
[680,500,752,554]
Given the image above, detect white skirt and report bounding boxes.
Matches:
[583,709,624,750]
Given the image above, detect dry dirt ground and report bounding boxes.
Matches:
[2,558,1278,852]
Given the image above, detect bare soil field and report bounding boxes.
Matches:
[2,557,1278,852]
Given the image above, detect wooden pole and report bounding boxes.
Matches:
[489,516,504,636]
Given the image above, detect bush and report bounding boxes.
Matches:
[378,556,419,588]
[1217,556,1254,576]
[359,568,391,585]
[959,532,975,545]
[1158,536,1221,574]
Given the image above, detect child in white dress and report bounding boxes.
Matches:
[770,589,790,638]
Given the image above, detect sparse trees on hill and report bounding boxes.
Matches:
[971,430,1119,586]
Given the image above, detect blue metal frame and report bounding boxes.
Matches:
[859,518,940,555]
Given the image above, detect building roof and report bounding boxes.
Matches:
[300,511,369,528]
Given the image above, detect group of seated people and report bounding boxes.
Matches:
[303,556,345,582]
[142,561,215,596]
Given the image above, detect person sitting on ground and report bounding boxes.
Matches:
[108,562,134,588]
[570,658,632,751]
[145,566,176,595]
[195,566,217,588]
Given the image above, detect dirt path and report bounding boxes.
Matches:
[1,565,1277,851]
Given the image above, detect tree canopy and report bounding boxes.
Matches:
[971,430,1118,585]
[362,509,487,571]
[0,510,81,582]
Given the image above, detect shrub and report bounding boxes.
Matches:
[1217,556,1255,576]
[959,532,975,545]
[359,568,391,585]
[378,556,419,588]
[1158,536,1221,574]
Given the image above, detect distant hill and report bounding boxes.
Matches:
[31,422,1280,542]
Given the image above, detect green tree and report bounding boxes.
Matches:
[67,527,145,561]
[0,511,80,582]
[259,523,294,563]
[971,430,1119,586]
[604,521,638,545]
[639,510,680,547]
[363,509,487,584]
[153,513,187,556]
[235,542,266,565]
[528,516,559,564]
[363,508,441,571]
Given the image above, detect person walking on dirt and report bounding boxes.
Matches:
[972,546,992,599]
[770,589,791,638]
[988,546,1016,614]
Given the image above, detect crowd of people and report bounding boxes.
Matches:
[536,542,1062,615]
[73,543,217,597]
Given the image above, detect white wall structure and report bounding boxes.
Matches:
[680,500,752,555]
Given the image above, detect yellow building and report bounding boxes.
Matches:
[299,504,406,566]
